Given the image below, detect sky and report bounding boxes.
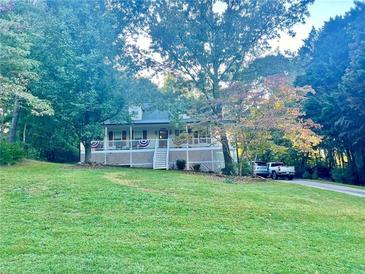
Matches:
[276,0,356,52]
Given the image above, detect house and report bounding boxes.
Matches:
[80,106,236,171]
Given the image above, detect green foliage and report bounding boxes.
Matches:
[176,159,186,170]
[1,0,141,162]
[0,1,53,112]
[302,170,312,179]
[0,140,24,165]
[296,2,365,184]
[237,161,251,176]
[331,167,357,185]
[221,163,236,176]
[192,163,201,172]
[312,169,319,180]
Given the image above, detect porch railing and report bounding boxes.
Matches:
[90,137,221,151]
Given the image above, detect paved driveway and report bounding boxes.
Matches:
[280,179,365,198]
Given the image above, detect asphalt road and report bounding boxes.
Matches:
[280,179,365,198]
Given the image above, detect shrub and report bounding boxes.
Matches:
[312,169,319,179]
[192,163,201,172]
[221,163,236,175]
[237,161,251,176]
[315,164,331,179]
[0,141,25,165]
[224,178,235,184]
[176,159,186,170]
[302,170,312,179]
[331,167,356,184]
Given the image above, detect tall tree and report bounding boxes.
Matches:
[29,0,133,163]
[113,0,314,173]
[296,2,365,184]
[0,1,53,143]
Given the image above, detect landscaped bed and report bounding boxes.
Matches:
[0,161,364,273]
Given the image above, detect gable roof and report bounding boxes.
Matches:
[104,108,171,125]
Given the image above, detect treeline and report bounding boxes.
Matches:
[295,3,365,184]
[0,0,141,163]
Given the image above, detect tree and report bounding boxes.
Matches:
[0,1,53,143]
[296,2,365,184]
[28,0,133,163]
[224,74,320,176]
[113,0,314,173]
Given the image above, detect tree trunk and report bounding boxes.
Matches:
[353,148,365,184]
[220,128,234,174]
[8,98,20,143]
[22,122,27,144]
[84,141,92,163]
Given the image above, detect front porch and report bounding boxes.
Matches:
[80,124,231,172]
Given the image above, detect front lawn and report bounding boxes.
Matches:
[0,161,364,273]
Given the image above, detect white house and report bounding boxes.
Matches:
[81,106,236,172]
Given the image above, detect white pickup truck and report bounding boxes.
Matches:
[267,162,295,180]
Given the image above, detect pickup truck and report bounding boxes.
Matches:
[267,162,295,180]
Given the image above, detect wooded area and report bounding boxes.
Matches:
[0,0,364,185]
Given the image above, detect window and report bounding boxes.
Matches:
[143,130,147,139]
[113,131,121,140]
[108,131,113,140]
[193,131,199,144]
[122,131,127,140]
[271,162,284,167]
[134,130,143,140]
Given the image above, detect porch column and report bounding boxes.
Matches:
[104,127,108,164]
[186,125,189,170]
[211,149,214,172]
[129,125,133,167]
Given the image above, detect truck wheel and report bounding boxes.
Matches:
[272,171,278,180]
[288,176,293,180]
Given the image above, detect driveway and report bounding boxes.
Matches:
[281,179,365,198]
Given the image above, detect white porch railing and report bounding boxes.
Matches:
[91,138,221,151]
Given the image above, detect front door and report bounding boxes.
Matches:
[159,129,168,147]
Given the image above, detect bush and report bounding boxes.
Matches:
[221,163,236,175]
[331,167,356,184]
[302,170,312,179]
[312,169,319,179]
[0,141,25,165]
[176,159,186,170]
[315,164,331,179]
[238,161,251,176]
[192,163,201,172]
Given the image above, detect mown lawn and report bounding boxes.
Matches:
[0,161,364,273]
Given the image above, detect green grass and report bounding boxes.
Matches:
[1,161,364,273]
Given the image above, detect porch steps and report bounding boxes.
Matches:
[153,148,169,169]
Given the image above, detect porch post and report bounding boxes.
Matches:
[211,149,214,172]
[186,125,189,170]
[129,125,132,167]
[104,127,107,165]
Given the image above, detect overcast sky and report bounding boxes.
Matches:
[276,0,356,52]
